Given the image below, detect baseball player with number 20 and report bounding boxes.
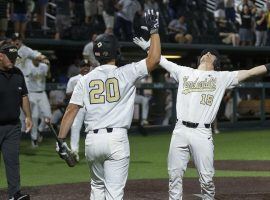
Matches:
[57,9,160,199]
[134,37,270,199]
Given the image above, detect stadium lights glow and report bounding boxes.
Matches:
[163,55,181,59]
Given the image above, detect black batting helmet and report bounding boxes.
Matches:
[198,48,221,70]
[93,34,119,64]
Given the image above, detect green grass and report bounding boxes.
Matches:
[0,129,270,188]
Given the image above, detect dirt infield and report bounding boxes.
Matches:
[1,178,270,200]
[1,160,270,200]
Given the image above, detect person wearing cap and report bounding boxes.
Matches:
[65,59,92,161]
[134,37,270,199]
[26,57,52,148]
[10,32,49,134]
[0,44,32,200]
[11,33,49,82]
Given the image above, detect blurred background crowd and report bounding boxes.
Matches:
[1,0,270,45]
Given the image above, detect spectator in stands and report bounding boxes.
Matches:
[144,0,159,11]
[84,0,97,24]
[265,2,270,46]
[214,1,226,21]
[168,15,193,44]
[0,0,10,39]
[237,0,254,10]
[166,0,185,20]
[215,15,240,46]
[114,0,142,41]
[224,0,236,23]
[83,33,100,67]
[255,9,267,46]
[102,0,117,34]
[237,4,254,46]
[36,0,48,30]
[11,0,32,39]
[54,0,73,40]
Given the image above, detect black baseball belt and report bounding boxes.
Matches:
[181,120,213,129]
[93,128,113,134]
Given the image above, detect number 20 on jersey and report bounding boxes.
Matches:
[89,78,120,104]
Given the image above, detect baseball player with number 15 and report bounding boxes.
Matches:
[134,37,270,200]
[57,9,160,199]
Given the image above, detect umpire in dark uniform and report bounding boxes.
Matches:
[0,43,32,200]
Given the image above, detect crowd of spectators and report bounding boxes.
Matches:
[214,0,270,47]
[0,0,201,44]
[2,0,270,47]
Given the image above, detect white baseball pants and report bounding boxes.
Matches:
[168,124,215,200]
[70,108,86,153]
[29,92,52,140]
[85,128,130,200]
[134,94,149,120]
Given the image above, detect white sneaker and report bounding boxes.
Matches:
[37,135,43,143]
[31,140,38,148]
[141,120,149,126]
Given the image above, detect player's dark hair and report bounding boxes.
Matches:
[198,48,221,70]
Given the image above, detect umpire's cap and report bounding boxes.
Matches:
[199,48,221,70]
[93,34,119,64]
[0,44,19,64]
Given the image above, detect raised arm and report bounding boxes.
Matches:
[133,37,182,81]
[237,64,269,82]
[143,9,161,73]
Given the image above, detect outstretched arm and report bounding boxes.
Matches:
[133,36,182,81]
[144,10,161,73]
[237,64,269,82]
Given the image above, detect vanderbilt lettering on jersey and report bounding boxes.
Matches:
[182,76,217,94]
[89,78,121,104]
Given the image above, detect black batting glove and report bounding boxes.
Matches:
[57,138,70,160]
[144,9,159,35]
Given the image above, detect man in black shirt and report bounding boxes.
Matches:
[0,43,32,200]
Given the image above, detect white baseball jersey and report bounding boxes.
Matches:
[66,74,82,94]
[16,45,41,76]
[159,56,239,124]
[70,59,148,132]
[27,60,49,92]
[82,42,100,66]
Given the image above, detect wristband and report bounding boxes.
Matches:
[57,138,66,143]
[150,29,158,35]
[265,63,270,74]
